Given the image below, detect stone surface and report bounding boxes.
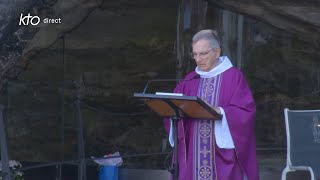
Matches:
[3,0,177,165]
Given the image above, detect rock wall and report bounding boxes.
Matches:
[3,0,178,168]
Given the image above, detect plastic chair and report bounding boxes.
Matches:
[282,108,320,180]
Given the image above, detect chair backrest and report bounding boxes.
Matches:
[284,108,320,178]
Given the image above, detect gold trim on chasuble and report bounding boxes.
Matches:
[193,75,221,180]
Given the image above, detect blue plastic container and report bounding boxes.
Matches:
[99,165,119,180]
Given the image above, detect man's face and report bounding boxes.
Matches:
[192,39,221,72]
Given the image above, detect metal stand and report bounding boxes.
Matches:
[164,100,182,180]
[171,116,179,180]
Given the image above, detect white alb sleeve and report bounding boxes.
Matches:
[169,119,174,147]
[214,107,235,149]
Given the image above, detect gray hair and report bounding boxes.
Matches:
[192,29,220,49]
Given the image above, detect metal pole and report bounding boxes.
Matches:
[0,104,12,180]
[55,164,62,180]
[172,117,179,180]
[74,90,86,180]
[163,100,181,180]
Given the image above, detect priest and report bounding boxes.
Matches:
[164,29,258,180]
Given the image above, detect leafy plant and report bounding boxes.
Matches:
[0,160,24,180]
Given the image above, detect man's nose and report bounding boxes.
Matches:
[194,56,202,62]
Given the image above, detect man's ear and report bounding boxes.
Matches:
[215,48,221,58]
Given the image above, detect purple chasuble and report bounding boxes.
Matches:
[164,67,258,180]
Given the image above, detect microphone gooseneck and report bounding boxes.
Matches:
[142,74,200,94]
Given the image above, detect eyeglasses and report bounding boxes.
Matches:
[190,49,213,59]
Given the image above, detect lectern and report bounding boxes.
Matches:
[133,93,222,180]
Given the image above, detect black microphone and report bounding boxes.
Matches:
[142,74,200,94]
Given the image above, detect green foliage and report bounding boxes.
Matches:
[0,160,24,180]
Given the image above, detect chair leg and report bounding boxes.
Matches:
[281,167,291,180]
[282,166,316,180]
[307,167,315,180]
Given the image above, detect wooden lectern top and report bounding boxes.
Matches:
[134,93,222,120]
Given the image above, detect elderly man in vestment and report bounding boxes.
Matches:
[164,30,258,180]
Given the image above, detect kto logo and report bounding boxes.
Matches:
[19,13,40,26]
